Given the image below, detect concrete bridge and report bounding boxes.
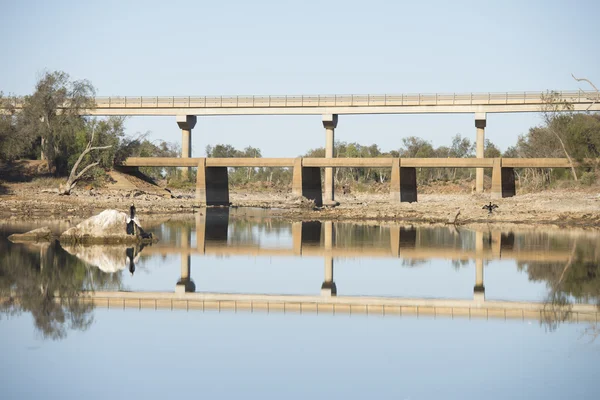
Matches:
[7,89,599,195]
[123,156,582,205]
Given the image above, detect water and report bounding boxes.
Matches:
[1,208,599,399]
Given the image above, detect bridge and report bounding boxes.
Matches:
[123,156,584,205]
[6,89,599,197]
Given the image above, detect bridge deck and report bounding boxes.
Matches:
[6,90,599,116]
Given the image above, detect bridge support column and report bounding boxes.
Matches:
[475,113,486,193]
[323,114,338,206]
[292,158,323,206]
[321,221,337,296]
[195,158,230,206]
[491,158,516,199]
[390,158,417,203]
[176,115,197,181]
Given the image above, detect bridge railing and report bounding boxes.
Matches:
[6,90,598,109]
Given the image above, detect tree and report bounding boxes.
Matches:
[541,90,578,180]
[59,126,111,195]
[17,71,95,174]
[0,93,31,162]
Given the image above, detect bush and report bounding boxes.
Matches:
[580,171,597,186]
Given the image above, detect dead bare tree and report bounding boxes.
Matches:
[59,128,111,195]
[541,91,578,181]
[571,73,599,111]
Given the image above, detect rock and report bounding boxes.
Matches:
[59,209,156,244]
[8,227,54,243]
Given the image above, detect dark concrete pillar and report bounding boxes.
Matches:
[390,159,418,203]
[195,158,230,206]
[491,158,516,199]
[292,158,322,207]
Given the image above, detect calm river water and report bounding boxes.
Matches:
[1,208,599,399]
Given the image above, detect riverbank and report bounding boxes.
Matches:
[0,179,599,227]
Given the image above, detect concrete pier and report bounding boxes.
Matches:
[491,158,516,199]
[292,158,323,206]
[176,115,197,180]
[390,158,417,203]
[195,158,230,206]
[475,113,486,193]
[322,114,338,206]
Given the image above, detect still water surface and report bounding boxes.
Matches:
[1,209,599,399]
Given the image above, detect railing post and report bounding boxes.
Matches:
[109,97,111,107]
[188,96,190,107]
[125,96,127,107]
[172,96,175,107]
[156,96,158,107]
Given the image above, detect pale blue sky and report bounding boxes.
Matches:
[1,0,599,156]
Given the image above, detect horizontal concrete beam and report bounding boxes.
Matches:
[502,158,578,168]
[124,157,296,167]
[123,157,595,169]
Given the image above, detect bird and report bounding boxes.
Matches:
[126,204,137,235]
[482,202,498,215]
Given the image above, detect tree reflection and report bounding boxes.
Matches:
[0,239,121,340]
[518,237,600,335]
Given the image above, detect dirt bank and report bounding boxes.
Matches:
[0,178,599,227]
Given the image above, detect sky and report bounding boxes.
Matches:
[1,0,599,157]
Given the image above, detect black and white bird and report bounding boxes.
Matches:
[482,202,499,215]
[126,204,137,235]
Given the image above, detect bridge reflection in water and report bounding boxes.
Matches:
[81,208,600,323]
